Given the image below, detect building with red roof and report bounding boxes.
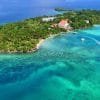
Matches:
[58,19,71,30]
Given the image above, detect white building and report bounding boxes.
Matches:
[85,20,90,24]
[42,17,56,22]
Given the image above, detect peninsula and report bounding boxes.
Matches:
[0,10,100,53]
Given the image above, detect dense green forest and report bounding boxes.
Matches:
[0,10,100,53]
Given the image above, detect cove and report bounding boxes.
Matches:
[0,25,100,100]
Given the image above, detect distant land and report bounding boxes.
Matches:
[55,8,67,11]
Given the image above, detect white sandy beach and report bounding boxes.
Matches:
[36,39,45,49]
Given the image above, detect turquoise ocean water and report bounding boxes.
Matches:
[0,25,100,100]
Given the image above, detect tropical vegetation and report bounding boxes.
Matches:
[0,10,100,53]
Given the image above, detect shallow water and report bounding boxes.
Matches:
[0,25,100,100]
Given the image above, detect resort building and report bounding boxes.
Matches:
[85,20,90,24]
[58,19,71,30]
[42,17,56,22]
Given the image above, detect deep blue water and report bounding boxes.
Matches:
[0,0,100,24]
[0,25,100,100]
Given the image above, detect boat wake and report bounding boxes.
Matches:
[81,36,100,45]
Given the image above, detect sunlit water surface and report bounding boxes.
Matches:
[0,25,100,100]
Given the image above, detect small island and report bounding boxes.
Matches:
[55,8,68,12]
[0,10,100,53]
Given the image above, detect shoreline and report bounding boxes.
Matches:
[36,39,45,49]
[0,9,100,54]
[0,27,94,54]
[0,25,98,54]
[34,24,100,52]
